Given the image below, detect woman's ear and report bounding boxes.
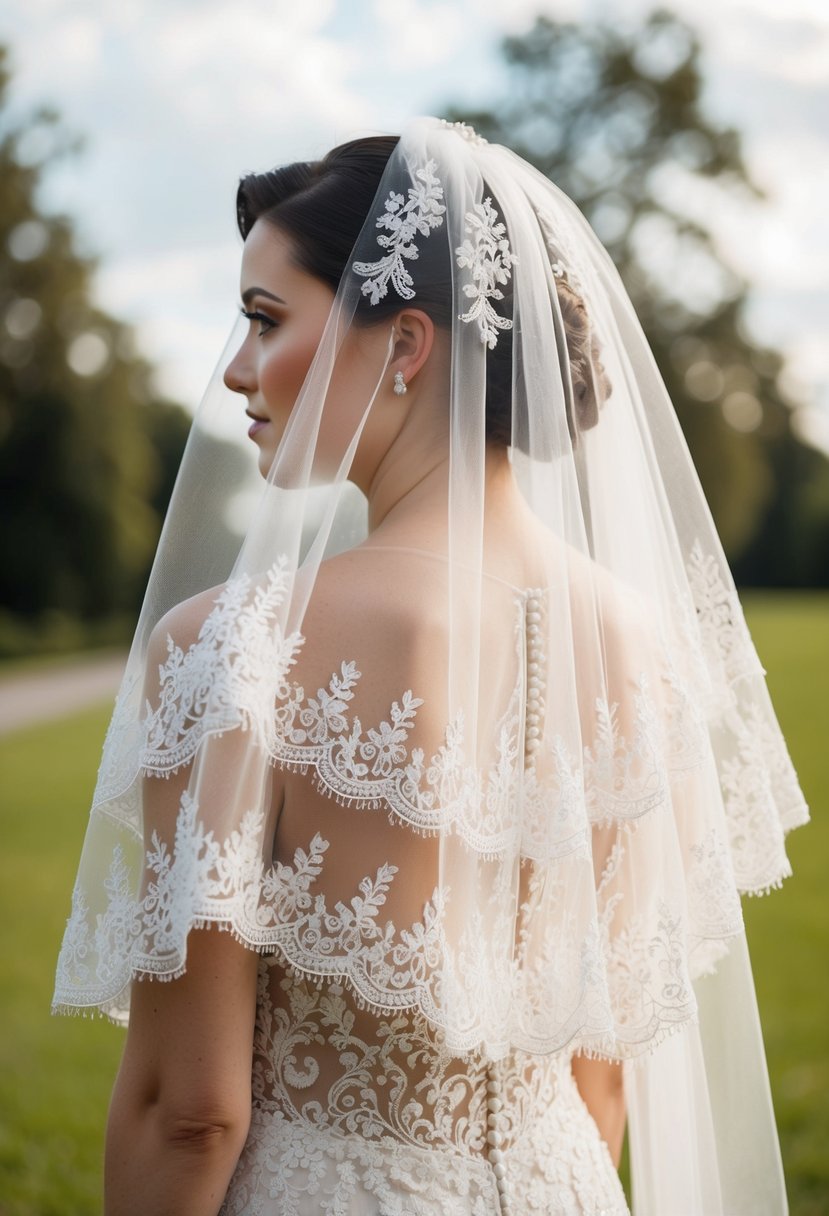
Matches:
[391,309,435,386]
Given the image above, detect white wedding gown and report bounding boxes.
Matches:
[220,953,628,1216]
[214,549,644,1215]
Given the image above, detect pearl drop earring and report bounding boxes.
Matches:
[393,371,407,396]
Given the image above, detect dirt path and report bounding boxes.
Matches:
[0,650,127,736]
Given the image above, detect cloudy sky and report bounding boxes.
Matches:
[2,0,828,451]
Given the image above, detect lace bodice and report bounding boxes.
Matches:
[220,958,629,1214]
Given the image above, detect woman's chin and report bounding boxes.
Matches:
[257,448,278,480]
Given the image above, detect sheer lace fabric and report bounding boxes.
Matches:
[220,964,628,1215]
[54,547,804,1049]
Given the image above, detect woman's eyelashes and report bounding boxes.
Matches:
[239,306,279,337]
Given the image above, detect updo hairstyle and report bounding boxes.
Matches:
[235,136,610,446]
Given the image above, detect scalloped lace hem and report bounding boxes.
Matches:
[53,910,727,1068]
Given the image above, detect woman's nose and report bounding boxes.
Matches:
[223,344,253,395]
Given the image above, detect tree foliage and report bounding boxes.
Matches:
[444,9,829,584]
[0,44,191,647]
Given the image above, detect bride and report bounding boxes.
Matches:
[54,117,807,1215]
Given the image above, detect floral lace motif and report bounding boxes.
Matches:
[57,796,449,1008]
[719,705,800,892]
[352,160,446,304]
[676,537,809,886]
[95,668,143,809]
[686,827,743,941]
[222,1108,497,1215]
[249,968,488,1154]
[57,547,806,1046]
[456,197,517,349]
[136,572,691,861]
[56,781,734,1062]
[142,559,303,775]
[684,539,765,691]
[220,962,629,1215]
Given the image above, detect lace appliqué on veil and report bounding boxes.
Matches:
[143,558,303,773]
[683,539,765,691]
[96,554,802,892]
[134,570,698,861]
[352,159,446,304]
[57,770,732,1060]
[58,797,455,1016]
[57,547,805,1046]
[678,538,809,875]
[456,197,517,349]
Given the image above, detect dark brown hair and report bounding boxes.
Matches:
[235,136,609,446]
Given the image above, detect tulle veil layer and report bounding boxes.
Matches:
[53,117,807,1215]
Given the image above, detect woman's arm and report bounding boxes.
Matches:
[570,1053,626,1168]
[104,927,259,1216]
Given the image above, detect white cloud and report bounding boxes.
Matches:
[370,0,467,66]
[56,15,103,68]
[93,242,240,315]
[153,2,365,131]
[732,0,829,26]
[477,0,588,33]
[788,334,829,388]
[712,9,829,86]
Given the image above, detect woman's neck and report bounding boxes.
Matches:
[364,440,518,541]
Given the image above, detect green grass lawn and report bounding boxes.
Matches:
[0,592,826,1215]
[738,594,829,1216]
[0,704,122,1216]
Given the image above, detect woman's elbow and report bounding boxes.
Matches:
[105,1089,251,1214]
[159,1099,251,1161]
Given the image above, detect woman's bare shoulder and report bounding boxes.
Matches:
[144,580,234,663]
[292,547,452,710]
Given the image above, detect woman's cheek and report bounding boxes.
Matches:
[259,334,321,417]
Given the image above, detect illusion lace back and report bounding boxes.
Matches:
[221,969,627,1215]
[214,547,629,1215]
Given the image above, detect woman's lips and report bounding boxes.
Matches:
[247,416,269,438]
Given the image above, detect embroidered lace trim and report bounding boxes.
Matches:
[455,197,517,349]
[352,160,446,304]
[55,541,807,1049]
[91,544,805,880]
[90,583,685,858]
[56,770,746,1058]
[352,153,517,350]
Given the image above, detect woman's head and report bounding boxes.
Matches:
[225,133,609,471]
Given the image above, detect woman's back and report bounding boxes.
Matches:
[220,545,630,1215]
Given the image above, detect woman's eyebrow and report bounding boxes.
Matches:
[241,287,287,306]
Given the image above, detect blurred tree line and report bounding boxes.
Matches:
[0,44,192,657]
[1,11,828,660]
[447,8,829,587]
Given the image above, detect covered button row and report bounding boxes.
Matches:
[486,1076,511,1214]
